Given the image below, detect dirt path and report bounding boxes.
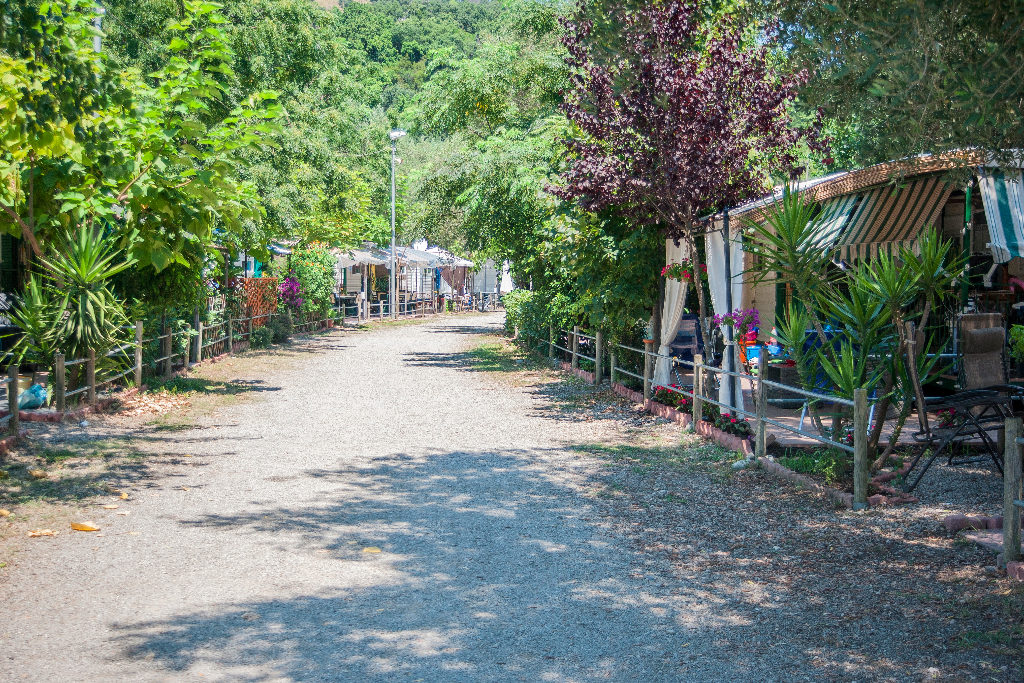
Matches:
[0,314,1020,682]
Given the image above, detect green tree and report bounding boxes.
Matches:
[768,0,1024,165]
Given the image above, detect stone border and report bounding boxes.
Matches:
[756,456,919,509]
[943,512,1023,532]
[607,381,752,455]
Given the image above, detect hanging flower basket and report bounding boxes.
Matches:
[661,259,707,283]
[712,307,760,339]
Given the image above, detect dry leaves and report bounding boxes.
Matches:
[117,390,192,417]
[28,529,57,537]
[0,508,10,517]
[28,469,47,479]
[102,504,119,510]
[362,547,382,554]
[71,521,100,532]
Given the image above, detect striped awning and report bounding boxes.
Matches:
[806,194,861,250]
[978,168,1024,263]
[834,176,953,260]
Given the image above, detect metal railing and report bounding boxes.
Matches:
[519,324,875,509]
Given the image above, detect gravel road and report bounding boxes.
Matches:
[4,313,1017,682]
[0,313,722,682]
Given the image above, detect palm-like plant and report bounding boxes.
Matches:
[6,274,61,368]
[39,228,136,359]
[743,184,836,345]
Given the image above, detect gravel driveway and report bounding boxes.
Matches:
[0,314,708,682]
[1,313,1019,682]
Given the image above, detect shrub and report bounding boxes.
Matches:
[267,313,293,344]
[779,449,852,485]
[250,326,273,348]
[290,242,336,318]
[652,384,691,411]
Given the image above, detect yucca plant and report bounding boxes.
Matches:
[39,228,136,360]
[6,274,61,368]
[743,184,836,345]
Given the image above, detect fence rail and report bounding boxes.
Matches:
[520,324,875,509]
[3,291,497,433]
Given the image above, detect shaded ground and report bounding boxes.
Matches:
[0,314,1020,682]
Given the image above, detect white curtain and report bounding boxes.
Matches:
[654,239,690,385]
[706,218,745,413]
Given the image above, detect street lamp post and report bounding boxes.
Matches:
[389,129,406,320]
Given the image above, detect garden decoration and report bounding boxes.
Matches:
[661,259,707,283]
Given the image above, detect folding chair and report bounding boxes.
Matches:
[902,326,1016,492]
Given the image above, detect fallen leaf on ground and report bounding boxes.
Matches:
[363,547,382,553]
[102,504,119,510]
[71,521,100,532]
[0,508,10,517]
[28,529,57,537]
[115,511,130,516]
[178,486,190,491]
[29,469,47,479]
[119,492,129,500]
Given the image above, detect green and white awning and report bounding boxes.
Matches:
[978,168,1024,263]
[833,175,953,260]
[806,194,860,250]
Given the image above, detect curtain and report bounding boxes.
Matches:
[653,239,690,384]
[706,218,745,413]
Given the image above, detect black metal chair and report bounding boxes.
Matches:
[902,326,1016,492]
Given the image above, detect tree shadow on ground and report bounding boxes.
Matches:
[146,376,282,396]
[103,445,1023,681]
[0,439,178,506]
[426,324,501,336]
[404,344,548,374]
[108,448,756,680]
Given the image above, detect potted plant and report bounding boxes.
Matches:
[713,307,760,363]
[661,258,708,283]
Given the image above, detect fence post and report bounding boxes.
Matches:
[755,347,767,458]
[86,349,96,404]
[162,327,173,381]
[54,353,66,413]
[609,345,617,385]
[8,365,19,436]
[571,326,580,370]
[853,387,869,511]
[1004,417,1022,563]
[195,319,204,364]
[693,353,704,425]
[227,314,234,355]
[643,340,653,399]
[594,330,604,385]
[134,320,143,387]
[191,308,201,364]
[548,324,555,360]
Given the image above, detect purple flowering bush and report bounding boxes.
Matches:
[279,276,304,311]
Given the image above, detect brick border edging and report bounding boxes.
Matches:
[607,380,753,455]
[756,457,919,508]
[943,512,1023,532]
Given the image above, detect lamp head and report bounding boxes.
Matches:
[389,129,407,141]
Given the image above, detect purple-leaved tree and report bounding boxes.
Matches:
[552,0,827,347]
